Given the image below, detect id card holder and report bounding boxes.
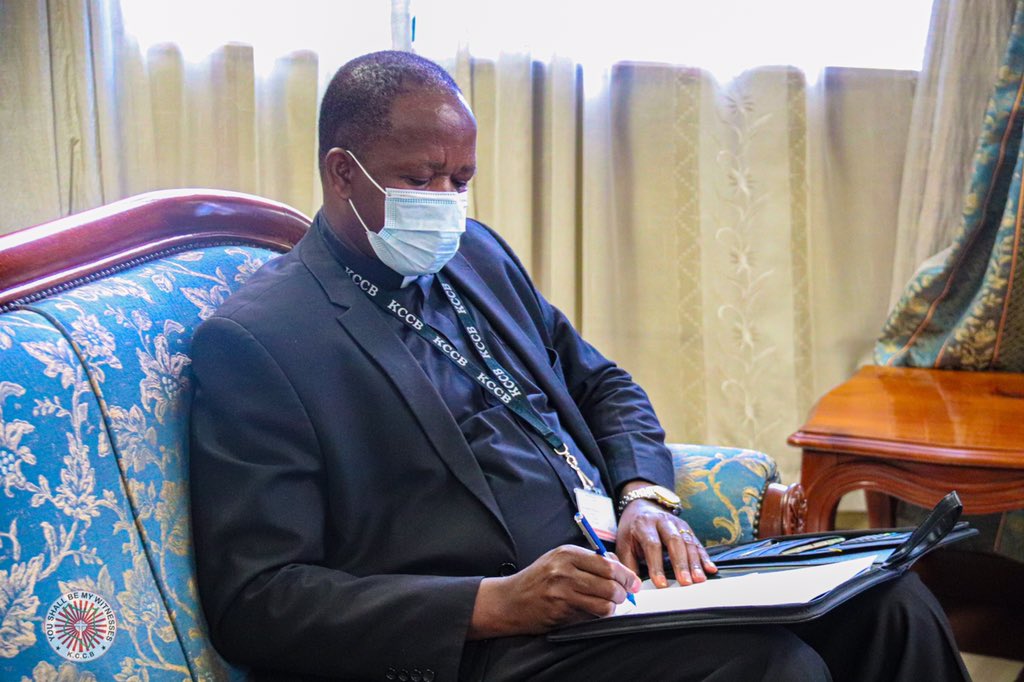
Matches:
[575,488,618,542]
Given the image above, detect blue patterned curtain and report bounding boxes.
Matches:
[877,0,1024,370]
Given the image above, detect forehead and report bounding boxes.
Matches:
[373,89,477,156]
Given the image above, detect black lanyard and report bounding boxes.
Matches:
[342,266,596,491]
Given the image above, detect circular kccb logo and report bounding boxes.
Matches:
[45,591,117,661]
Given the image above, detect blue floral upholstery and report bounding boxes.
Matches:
[1,247,272,680]
[1,241,787,680]
[669,444,780,547]
[1,307,192,680]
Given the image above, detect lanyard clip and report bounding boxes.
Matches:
[553,444,596,492]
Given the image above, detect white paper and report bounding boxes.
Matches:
[613,555,876,617]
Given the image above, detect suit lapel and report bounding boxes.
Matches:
[300,230,514,545]
[443,252,551,387]
[442,251,609,485]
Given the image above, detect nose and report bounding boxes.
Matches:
[431,176,458,193]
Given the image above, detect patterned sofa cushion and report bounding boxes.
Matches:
[0,308,193,680]
[2,246,277,681]
[669,444,780,546]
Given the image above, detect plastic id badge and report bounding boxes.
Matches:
[575,488,618,541]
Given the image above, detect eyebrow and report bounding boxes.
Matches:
[421,160,476,174]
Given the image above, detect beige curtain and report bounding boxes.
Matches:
[2,2,921,488]
[454,55,916,485]
[888,0,1017,306]
[0,0,393,234]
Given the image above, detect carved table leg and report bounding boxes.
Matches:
[865,490,896,528]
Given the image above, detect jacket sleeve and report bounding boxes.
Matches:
[539,288,676,494]
[189,315,479,680]
[477,223,676,495]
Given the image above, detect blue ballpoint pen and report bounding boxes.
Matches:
[574,512,637,606]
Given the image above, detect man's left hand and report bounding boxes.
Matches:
[615,495,718,588]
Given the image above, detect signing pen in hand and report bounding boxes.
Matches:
[574,512,637,605]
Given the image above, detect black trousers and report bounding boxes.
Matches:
[459,573,969,682]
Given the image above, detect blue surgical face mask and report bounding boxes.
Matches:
[346,150,468,277]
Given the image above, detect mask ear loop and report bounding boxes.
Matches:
[347,197,374,234]
[343,149,386,234]
[344,149,387,195]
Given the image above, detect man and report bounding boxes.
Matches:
[189,51,968,681]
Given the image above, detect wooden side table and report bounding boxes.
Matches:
[789,365,1024,659]
[790,365,1024,530]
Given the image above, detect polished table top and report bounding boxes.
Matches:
[789,366,1024,468]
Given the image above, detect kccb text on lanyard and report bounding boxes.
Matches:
[342,265,596,493]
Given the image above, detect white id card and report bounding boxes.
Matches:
[574,488,618,542]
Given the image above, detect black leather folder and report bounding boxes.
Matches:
[548,491,976,641]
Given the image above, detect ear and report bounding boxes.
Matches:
[322,147,355,200]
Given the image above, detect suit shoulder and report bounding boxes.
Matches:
[210,244,323,332]
[460,219,522,266]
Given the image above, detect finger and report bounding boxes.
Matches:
[673,524,708,583]
[571,592,626,619]
[658,518,694,585]
[699,544,719,574]
[552,552,632,606]
[615,530,640,575]
[575,550,641,595]
[607,555,642,595]
[571,569,631,605]
[673,525,718,576]
[684,533,707,583]
[638,522,670,588]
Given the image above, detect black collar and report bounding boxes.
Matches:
[314,210,413,291]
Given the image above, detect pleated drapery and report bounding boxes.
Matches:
[887,0,1018,308]
[878,0,1024,371]
[0,0,389,232]
[2,2,924,487]
[450,55,916,485]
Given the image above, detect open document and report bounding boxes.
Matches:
[613,555,876,617]
[551,492,975,641]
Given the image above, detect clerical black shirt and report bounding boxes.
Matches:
[317,215,603,567]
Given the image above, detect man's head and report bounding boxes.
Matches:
[318,51,464,166]
[318,51,477,262]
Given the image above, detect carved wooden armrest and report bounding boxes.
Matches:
[757,481,807,538]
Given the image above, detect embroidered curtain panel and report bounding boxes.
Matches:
[446,54,916,485]
[2,2,925,486]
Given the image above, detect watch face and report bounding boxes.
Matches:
[652,486,681,506]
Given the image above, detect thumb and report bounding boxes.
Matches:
[605,552,642,594]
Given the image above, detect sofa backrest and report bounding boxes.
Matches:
[0,191,308,681]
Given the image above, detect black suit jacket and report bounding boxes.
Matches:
[188,218,674,680]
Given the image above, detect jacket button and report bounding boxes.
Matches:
[499,562,517,576]
[386,668,397,680]
[398,671,409,682]
[411,670,422,682]
[423,671,435,682]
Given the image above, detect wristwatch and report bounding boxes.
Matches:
[617,485,682,514]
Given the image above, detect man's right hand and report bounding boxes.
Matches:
[466,544,641,639]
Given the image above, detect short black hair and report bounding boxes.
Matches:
[317,51,462,171]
